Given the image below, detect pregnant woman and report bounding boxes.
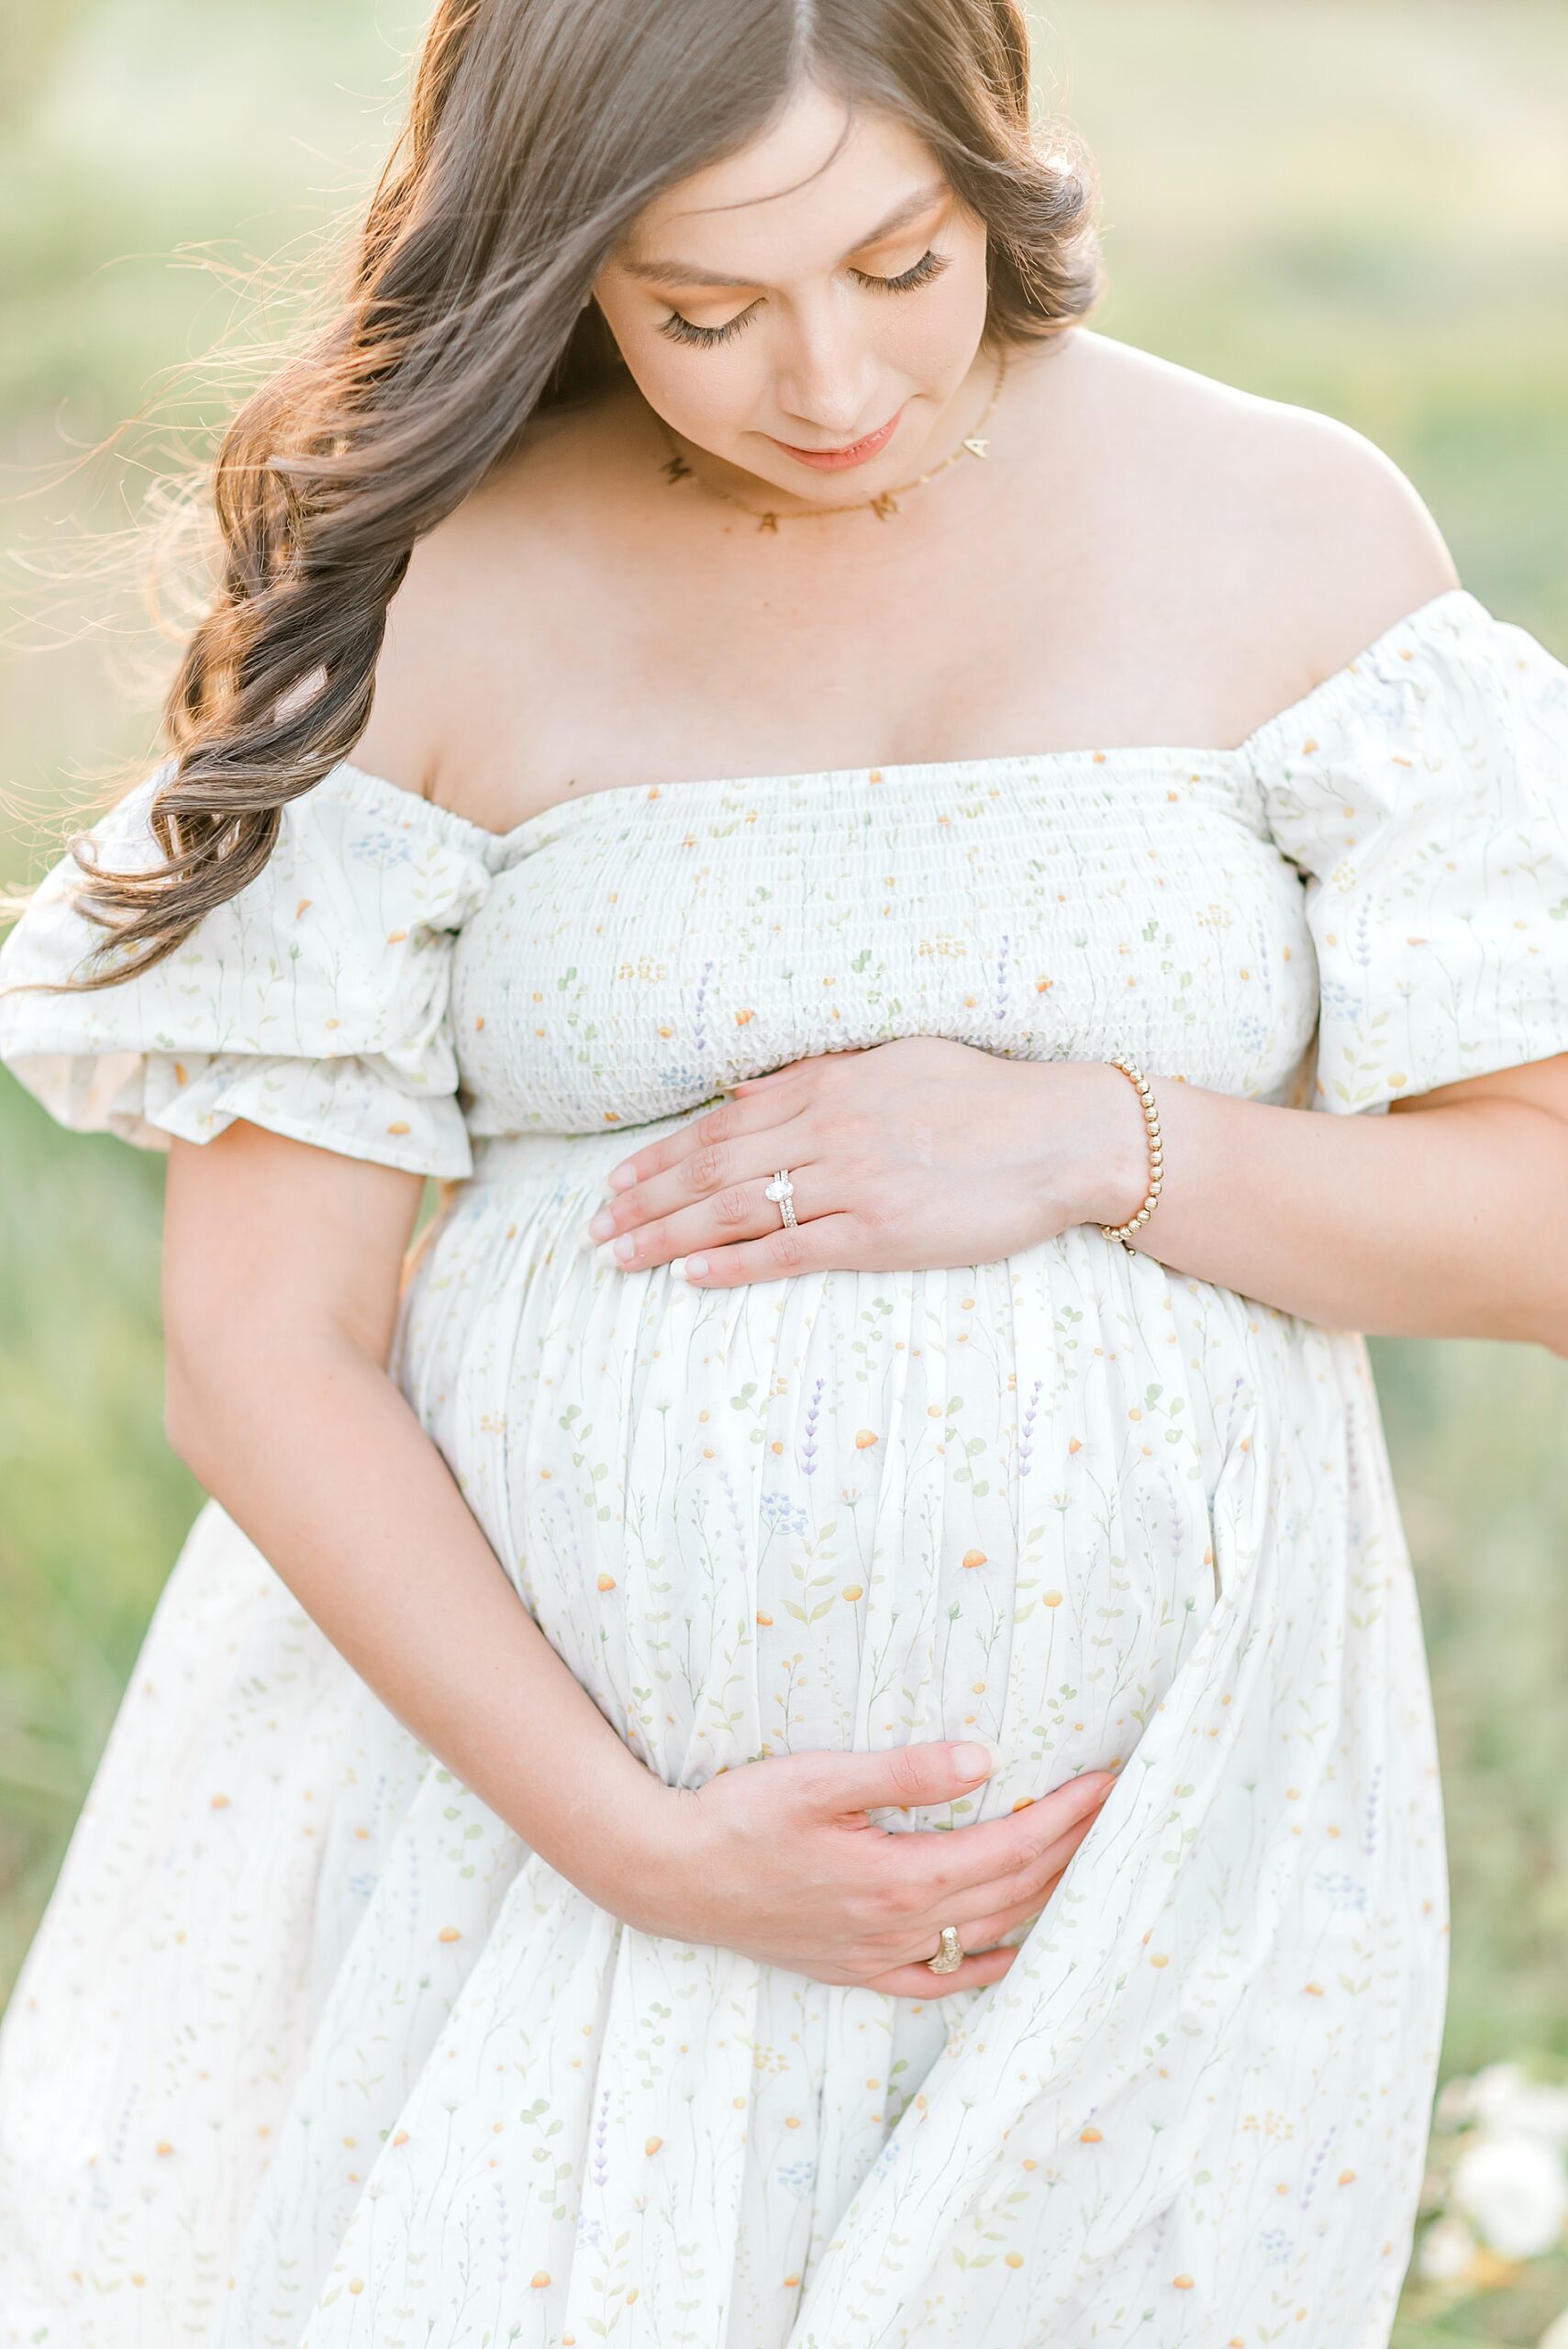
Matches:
[3,2,1567,2343]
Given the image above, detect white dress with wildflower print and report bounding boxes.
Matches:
[1,586,1566,2349]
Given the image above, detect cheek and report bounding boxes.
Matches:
[597,308,761,454]
[891,258,990,379]
[640,353,762,454]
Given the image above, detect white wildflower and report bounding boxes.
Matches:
[1450,2131,1568,2260]
[1467,2062,1568,2146]
[1416,2212,1476,2281]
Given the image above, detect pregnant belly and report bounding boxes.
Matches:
[397,1133,1269,1820]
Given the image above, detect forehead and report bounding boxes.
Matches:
[617,89,944,275]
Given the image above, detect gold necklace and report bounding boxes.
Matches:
[652,340,1009,532]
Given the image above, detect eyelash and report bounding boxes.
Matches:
[656,247,951,349]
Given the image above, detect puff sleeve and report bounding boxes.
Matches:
[1251,588,1568,1113]
[0,762,495,1176]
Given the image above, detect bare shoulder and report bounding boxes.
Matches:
[1041,330,1462,707]
[347,384,645,812]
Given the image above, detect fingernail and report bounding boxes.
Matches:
[684,1255,708,1279]
[593,1240,624,1272]
[951,1739,998,1779]
[606,1163,638,1191]
[668,1255,689,1282]
[587,1207,616,1241]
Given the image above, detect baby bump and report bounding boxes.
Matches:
[396,1153,1280,1817]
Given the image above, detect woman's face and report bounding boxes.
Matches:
[591,81,992,514]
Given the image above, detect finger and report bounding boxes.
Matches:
[828,1742,1112,1840]
[591,1122,821,1259]
[600,1085,816,1197]
[871,1855,1075,1979]
[880,1769,1118,1899]
[593,1165,836,1275]
[862,1809,1099,1965]
[859,1943,1018,1999]
[951,1865,1071,1954]
[936,1858,1078,1958]
[678,1212,858,1286]
[801,1740,1006,1817]
[950,1782,1112,1899]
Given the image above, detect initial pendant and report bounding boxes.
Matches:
[757,512,780,533]
[962,436,989,459]
[662,452,694,484]
[870,490,901,520]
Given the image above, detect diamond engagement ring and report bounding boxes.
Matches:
[926,1925,964,1976]
[764,1170,797,1230]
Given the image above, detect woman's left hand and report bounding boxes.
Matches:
[584,1038,1149,1286]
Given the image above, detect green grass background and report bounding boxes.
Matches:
[2,5,1566,2336]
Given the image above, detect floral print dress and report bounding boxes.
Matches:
[1,586,1566,2349]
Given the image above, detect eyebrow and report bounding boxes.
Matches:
[616,179,949,289]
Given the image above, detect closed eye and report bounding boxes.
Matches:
[856,248,951,297]
[656,248,953,350]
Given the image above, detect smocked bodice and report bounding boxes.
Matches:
[4,587,1567,1174]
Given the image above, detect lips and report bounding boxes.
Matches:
[768,404,906,472]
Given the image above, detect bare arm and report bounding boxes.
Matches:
[161,1119,1114,1993]
[1096,1052,1568,1351]
[161,1122,679,1908]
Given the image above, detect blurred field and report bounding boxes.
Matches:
[2,4,1566,2336]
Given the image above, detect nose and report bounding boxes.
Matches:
[771,304,882,442]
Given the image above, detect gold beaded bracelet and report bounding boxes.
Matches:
[1099,1057,1164,1250]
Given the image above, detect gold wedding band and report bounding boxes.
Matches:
[926,1924,964,1976]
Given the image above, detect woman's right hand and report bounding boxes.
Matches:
[617,1743,1117,1996]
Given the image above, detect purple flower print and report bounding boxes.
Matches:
[692,959,716,1059]
[801,1376,824,1478]
[1299,2125,1338,2211]
[992,932,1012,1022]
[1018,1377,1042,1479]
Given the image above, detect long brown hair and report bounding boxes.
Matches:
[2,0,1102,1001]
